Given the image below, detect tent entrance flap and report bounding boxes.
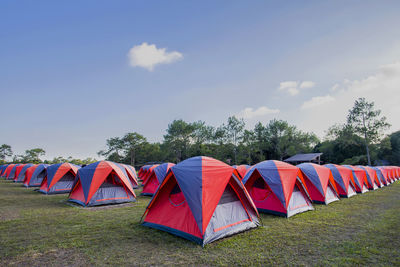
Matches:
[30,169,47,186]
[250,177,272,202]
[203,183,255,245]
[361,184,369,193]
[50,172,75,193]
[325,185,339,204]
[287,184,313,217]
[347,183,356,197]
[88,181,133,205]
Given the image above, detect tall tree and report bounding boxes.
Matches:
[315,124,365,164]
[20,148,45,163]
[265,119,319,161]
[347,98,391,165]
[137,142,164,164]
[163,120,195,162]
[388,131,400,165]
[97,137,124,162]
[253,122,267,162]
[0,144,13,161]
[240,129,256,164]
[265,119,294,160]
[122,132,147,166]
[190,121,215,157]
[376,136,392,165]
[223,116,245,164]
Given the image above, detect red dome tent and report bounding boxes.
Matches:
[141,165,159,184]
[141,163,175,196]
[142,156,260,246]
[68,161,136,207]
[138,165,153,181]
[14,164,34,182]
[39,163,80,194]
[233,165,251,180]
[374,167,390,186]
[297,163,339,204]
[121,164,139,188]
[242,160,313,217]
[22,165,38,184]
[393,166,400,180]
[138,165,150,180]
[13,164,28,182]
[389,166,397,182]
[325,164,357,198]
[385,167,394,182]
[138,165,152,180]
[380,167,394,184]
[343,165,369,193]
[0,164,10,177]
[357,166,380,189]
[386,166,398,182]
[0,165,5,177]
[6,164,20,180]
[24,164,48,187]
[1,164,14,178]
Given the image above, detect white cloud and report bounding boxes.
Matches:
[301,95,335,110]
[300,81,316,89]
[237,106,280,119]
[287,87,300,96]
[279,81,298,90]
[298,61,400,137]
[278,80,315,96]
[127,42,183,71]
[278,81,299,96]
[330,83,340,92]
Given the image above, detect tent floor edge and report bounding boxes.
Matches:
[45,190,71,195]
[324,197,339,205]
[88,198,136,207]
[140,193,154,196]
[287,204,314,218]
[68,199,87,207]
[203,220,260,245]
[38,190,48,194]
[339,193,356,198]
[25,184,41,188]
[312,200,328,205]
[142,222,203,245]
[257,208,288,217]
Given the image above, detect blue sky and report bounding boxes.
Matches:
[1,1,400,160]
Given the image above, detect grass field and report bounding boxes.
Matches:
[0,179,399,266]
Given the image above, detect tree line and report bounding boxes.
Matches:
[1,98,398,167]
[0,145,96,166]
[97,98,397,167]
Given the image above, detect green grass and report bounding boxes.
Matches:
[1,179,399,266]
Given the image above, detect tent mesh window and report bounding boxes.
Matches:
[97,173,126,189]
[251,177,271,202]
[169,183,185,206]
[59,172,75,182]
[218,184,240,204]
[37,170,46,178]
